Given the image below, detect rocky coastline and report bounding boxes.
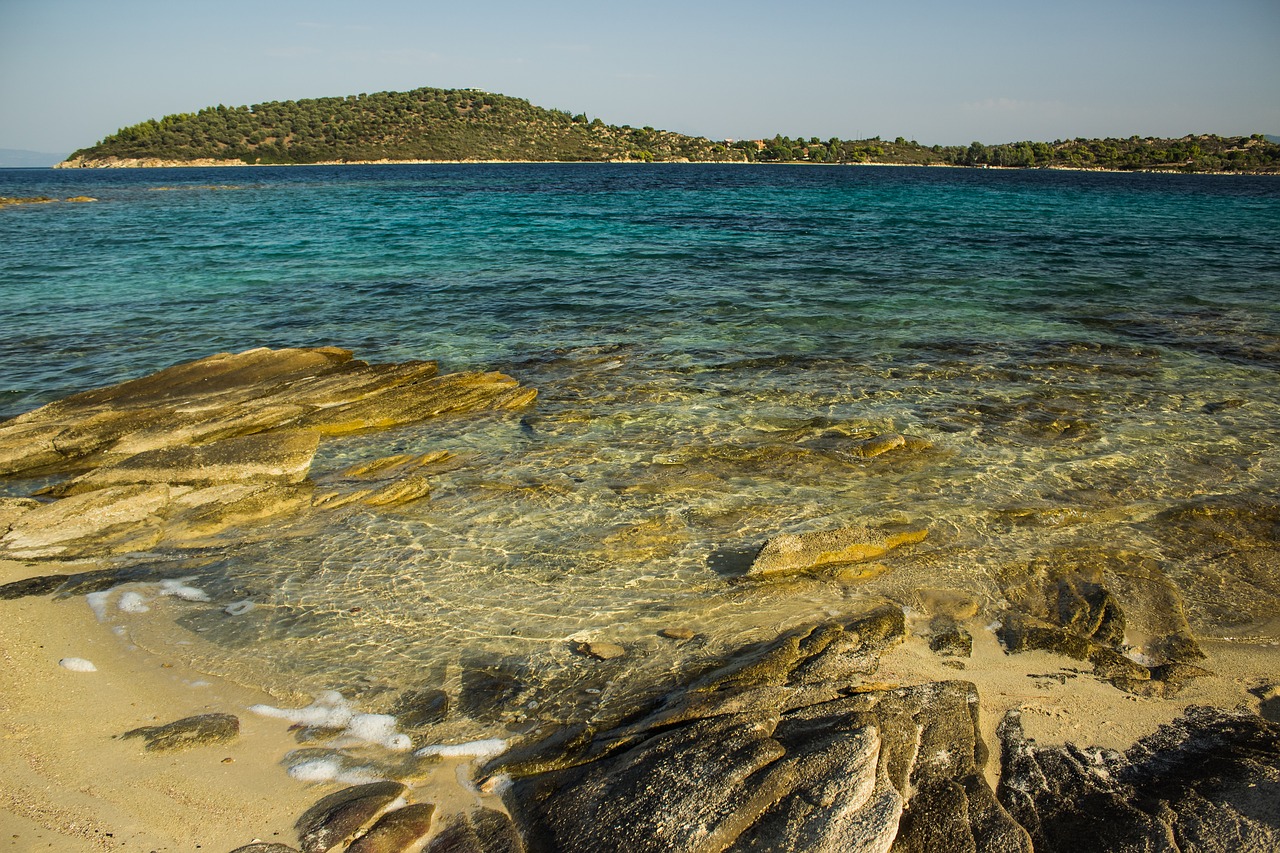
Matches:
[1,347,1277,852]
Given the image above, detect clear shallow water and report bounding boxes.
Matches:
[3,164,1280,744]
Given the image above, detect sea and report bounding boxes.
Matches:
[2,164,1279,766]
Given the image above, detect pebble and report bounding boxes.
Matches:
[659,627,696,640]
[574,641,626,661]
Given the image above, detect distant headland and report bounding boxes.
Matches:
[56,86,1280,173]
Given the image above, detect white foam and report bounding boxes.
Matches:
[414,738,508,761]
[117,591,150,613]
[250,690,354,728]
[224,600,255,616]
[86,591,112,621]
[59,657,97,672]
[158,578,210,602]
[345,713,413,752]
[286,756,382,785]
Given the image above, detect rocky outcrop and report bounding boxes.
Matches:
[0,347,534,559]
[493,607,1028,853]
[998,706,1280,852]
[995,551,1210,696]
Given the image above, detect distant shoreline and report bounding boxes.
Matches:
[50,157,1278,176]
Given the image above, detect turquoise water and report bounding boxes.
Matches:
[3,164,1280,747]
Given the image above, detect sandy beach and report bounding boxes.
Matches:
[0,564,314,852]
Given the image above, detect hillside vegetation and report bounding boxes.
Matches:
[63,86,1280,172]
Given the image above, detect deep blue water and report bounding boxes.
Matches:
[3,164,1277,417]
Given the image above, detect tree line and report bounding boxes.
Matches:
[67,87,1280,173]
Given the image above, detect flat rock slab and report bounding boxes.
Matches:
[746,525,927,579]
[0,347,535,558]
[121,713,239,751]
[0,346,534,478]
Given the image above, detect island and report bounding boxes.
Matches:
[56,86,1280,173]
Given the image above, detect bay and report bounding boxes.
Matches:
[2,162,1279,764]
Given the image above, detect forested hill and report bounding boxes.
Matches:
[60,86,1280,172]
[63,88,732,165]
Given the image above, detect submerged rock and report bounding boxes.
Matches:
[928,621,973,658]
[572,640,626,661]
[121,713,239,751]
[391,688,451,730]
[745,525,928,579]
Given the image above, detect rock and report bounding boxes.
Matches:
[121,713,239,751]
[51,430,321,496]
[929,622,973,658]
[346,803,436,853]
[1,484,173,558]
[573,640,626,661]
[997,706,1280,852]
[496,609,1029,853]
[0,496,39,531]
[0,347,533,478]
[852,433,907,458]
[64,196,98,203]
[0,347,535,558]
[391,688,450,729]
[425,808,524,853]
[745,525,927,579]
[1203,398,1246,414]
[660,627,697,640]
[503,678,1027,853]
[229,844,300,853]
[295,781,407,853]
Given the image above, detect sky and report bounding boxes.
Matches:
[2,0,1278,154]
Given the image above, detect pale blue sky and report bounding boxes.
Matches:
[2,0,1277,153]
